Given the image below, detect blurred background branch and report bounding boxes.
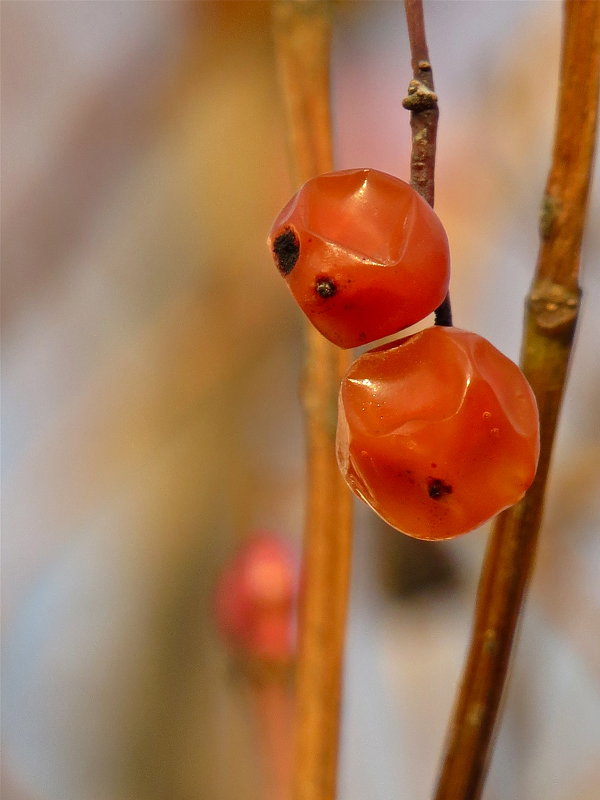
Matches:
[271,3,353,799]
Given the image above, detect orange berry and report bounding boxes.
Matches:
[268,168,450,348]
[337,327,539,539]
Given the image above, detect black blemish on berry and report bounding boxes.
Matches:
[315,277,337,298]
[427,477,453,500]
[272,227,300,275]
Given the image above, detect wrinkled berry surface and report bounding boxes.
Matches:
[337,327,540,539]
[268,168,450,348]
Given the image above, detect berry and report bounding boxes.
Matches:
[336,327,539,539]
[268,168,450,348]
[214,533,298,664]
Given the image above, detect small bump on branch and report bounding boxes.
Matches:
[402,79,438,112]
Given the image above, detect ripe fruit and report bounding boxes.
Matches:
[214,533,298,665]
[268,168,450,348]
[336,327,539,539]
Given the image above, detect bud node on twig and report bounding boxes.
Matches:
[402,79,438,112]
[528,281,580,337]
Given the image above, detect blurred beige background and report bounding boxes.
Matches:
[2,2,600,800]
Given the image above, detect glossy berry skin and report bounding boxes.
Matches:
[337,327,539,539]
[268,168,450,348]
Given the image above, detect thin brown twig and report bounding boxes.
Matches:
[402,0,451,326]
[271,3,353,800]
[434,2,600,798]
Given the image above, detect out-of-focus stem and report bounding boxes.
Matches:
[402,0,451,326]
[434,3,600,799]
[271,4,353,800]
[250,679,295,800]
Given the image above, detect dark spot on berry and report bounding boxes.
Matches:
[315,277,337,298]
[272,227,299,275]
[398,470,415,485]
[431,462,437,469]
[427,477,453,500]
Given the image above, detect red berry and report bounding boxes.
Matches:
[268,168,450,348]
[337,327,539,539]
[214,533,298,664]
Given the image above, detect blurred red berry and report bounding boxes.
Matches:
[215,533,298,664]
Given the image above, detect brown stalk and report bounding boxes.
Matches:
[402,0,451,326]
[434,2,600,798]
[271,3,353,800]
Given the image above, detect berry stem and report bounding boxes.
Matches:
[402,0,452,326]
[434,3,599,799]
[432,294,453,328]
[271,4,353,800]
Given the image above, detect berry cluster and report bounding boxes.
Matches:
[268,168,539,539]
